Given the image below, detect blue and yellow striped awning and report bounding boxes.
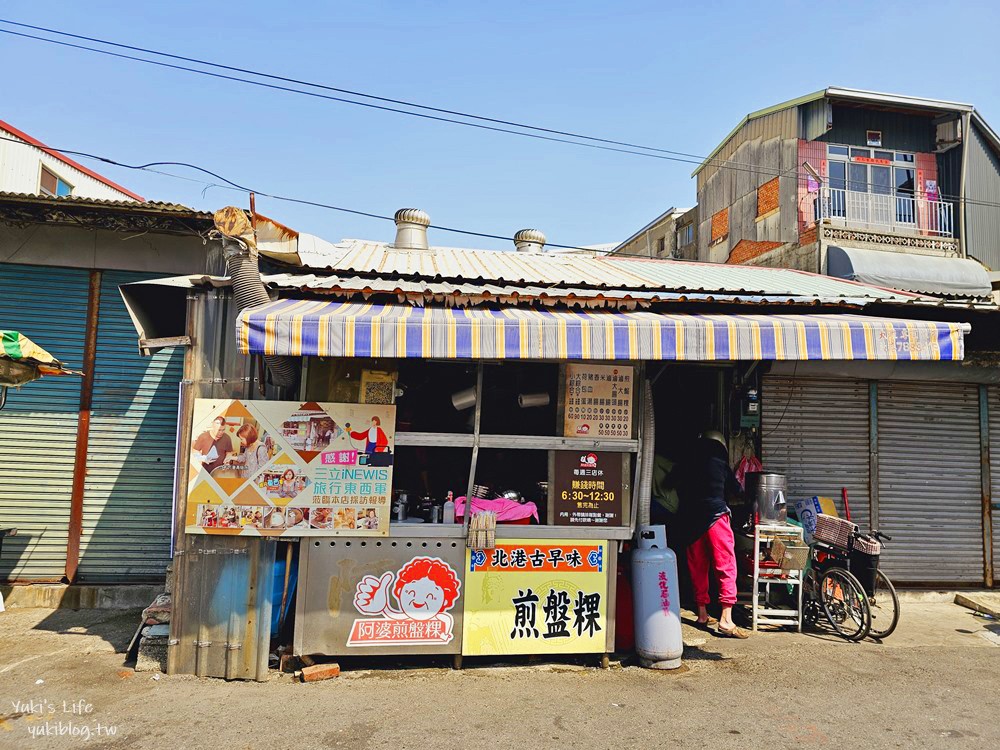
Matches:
[237,300,969,362]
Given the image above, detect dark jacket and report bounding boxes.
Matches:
[680,439,741,543]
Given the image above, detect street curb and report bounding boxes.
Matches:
[0,583,162,610]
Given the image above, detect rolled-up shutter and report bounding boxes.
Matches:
[77,271,183,582]
[0,263,88,581]
[877,381,983,583]
[762,376,871,532]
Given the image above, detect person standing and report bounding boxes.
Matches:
[349,415,389,454]
[683,430,748,639]
[191,416,234,475]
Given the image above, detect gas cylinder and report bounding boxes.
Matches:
[631,524,683,669]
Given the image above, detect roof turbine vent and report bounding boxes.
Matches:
[393,208,431,250]
[513,228,546,253]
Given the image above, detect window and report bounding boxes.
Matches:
[39,166,72,197]
[676,223,694,247]
[710,209,729,243]
[656,237,666,256]
[756,177,780,217]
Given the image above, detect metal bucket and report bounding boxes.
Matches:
[746,472,788,524]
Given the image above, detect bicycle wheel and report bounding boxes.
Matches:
[820,567,871,641]
[868,569,900,639]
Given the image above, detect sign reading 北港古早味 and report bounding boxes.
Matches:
[462,540,609,656]
[563,364,633,439]
[552,451,624,526]
[186,398,395,536]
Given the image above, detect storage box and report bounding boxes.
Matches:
[813,514,857,549]
[791,497,839,543]
[771,536,809,570]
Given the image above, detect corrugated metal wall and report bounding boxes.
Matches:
[877,381,983,583]
[965,124,1000,270]
[77,271,183,582]
[987,387,1000,585]
[816,105,935,152]
[0,263,88,581]
[761,377,872,531]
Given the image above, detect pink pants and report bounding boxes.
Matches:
[686,514,738,607]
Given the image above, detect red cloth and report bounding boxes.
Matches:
[686,514,738,606]
[454,496,539,523]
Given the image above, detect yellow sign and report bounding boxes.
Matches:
[186,399,395,537]
[462,539,609,656]
[563,364,633,438]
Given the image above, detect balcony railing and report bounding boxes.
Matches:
[816,186,954,238]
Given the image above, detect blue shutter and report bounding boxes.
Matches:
[77,271,183,582]
[0,263,88,581]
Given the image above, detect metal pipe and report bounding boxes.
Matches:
[463,363,484,537]
[636,378,656,528]
[959,111,971,257]
[65,270,101,583]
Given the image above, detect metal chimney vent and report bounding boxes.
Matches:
[393,208,431,250]
[513,228,546,253]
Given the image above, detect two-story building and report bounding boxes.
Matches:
[689,87,1000,298]
[614,88,1000,587]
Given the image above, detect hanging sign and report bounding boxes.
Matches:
[462,539,609,656]
[552,451,624,526]
[186,399,395,536]
[563,364,633,438]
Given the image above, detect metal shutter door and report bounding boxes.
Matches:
[77,271,183,582]
[878,381,983,584]
[0,263,88,581]
[987,386,1000,584]
[761,376,871,532]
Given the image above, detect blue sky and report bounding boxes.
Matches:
[2,2,998,250]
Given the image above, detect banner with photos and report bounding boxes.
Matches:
[186,399,395,536]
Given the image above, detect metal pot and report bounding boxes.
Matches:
[745,472,788,524]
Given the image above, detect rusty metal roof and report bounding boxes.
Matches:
[284,237,952,305]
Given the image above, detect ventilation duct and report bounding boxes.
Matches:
[213,207,298,388]
[393,208,431,250]
[513,228,546,253]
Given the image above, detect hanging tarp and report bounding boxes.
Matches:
[0,329,80,385]
[237,300,969,362]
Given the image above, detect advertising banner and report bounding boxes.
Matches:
[552,451,624,526]
[462,539,609,656]
[186,399,395,536]
[563,364,633,438]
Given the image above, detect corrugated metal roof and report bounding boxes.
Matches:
[287,238,942,304]
[0,191,209,216]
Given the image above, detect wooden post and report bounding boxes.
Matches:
[65,270,101,583]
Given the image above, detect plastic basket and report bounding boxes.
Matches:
[814,514,857,550]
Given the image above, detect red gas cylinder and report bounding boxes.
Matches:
[615,549,635,653]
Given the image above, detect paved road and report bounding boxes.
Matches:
[0,600,998,749]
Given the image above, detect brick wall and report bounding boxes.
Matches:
[711,208,729,243]
[757,177,780,217]
[727,239,784,265]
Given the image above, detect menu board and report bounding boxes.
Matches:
[186,399,394,536]
[552,451,624,526]
[563,364,633,438]
[462,540,609,656]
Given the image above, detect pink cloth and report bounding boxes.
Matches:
[686,514,738,606]
[454,496,539,523]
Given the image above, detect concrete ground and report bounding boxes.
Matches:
[1,599,998,750]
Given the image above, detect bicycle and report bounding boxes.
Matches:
[802,539,872,641]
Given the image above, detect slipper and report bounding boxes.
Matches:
[694,617,719,631]
[718,625,750,639]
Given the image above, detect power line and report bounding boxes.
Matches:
[0,134,612,251]
[0,23,799,182]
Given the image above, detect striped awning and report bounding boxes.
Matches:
[237,300,969,362]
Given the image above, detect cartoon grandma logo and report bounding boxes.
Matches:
[579,453,598,469]
[347,557,461,646]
